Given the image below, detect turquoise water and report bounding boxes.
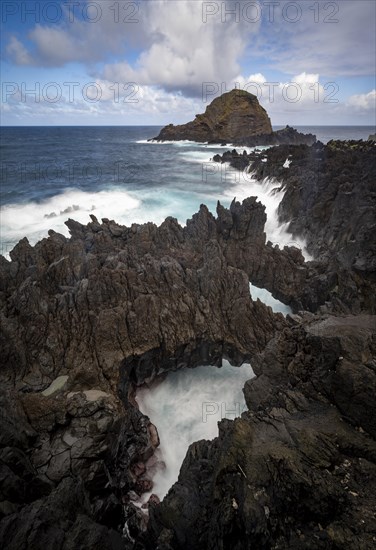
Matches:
[1,125,372,254]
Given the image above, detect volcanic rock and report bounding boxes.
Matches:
[153,89,272,142]
[0,198,297,548]
[213,140,376,314]
[153,90,315,146]
[141,315,376,550]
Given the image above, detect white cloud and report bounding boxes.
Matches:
[2,72,374,127]
[275,72,327,110]
[7,0,146,67]
[6,36,33,65]
[5,0,375,84]
[0,81,203,126]
[223,72,375,125]
[2,47,375,127]
[28,25,81,65]
[101,0,259,97]
[232,72,266,88]
[84,80,202,115]
[254,0,376,77]
[348,90,376,110]
[6,0,258,97]
[229,72,329,115]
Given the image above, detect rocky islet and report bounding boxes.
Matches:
[152,89,315,146]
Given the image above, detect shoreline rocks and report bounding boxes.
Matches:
[213,140,376,315]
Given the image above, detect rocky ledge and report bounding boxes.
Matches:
[1,141,375,549]
[213,140,376,314]
[152,90,315,146]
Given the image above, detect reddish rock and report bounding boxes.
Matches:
[141,494,160,509]
[132,462,146,478]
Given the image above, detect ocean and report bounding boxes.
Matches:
[1,125,374,258]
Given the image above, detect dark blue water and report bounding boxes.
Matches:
[1,126,162,204]
[1,125,374,255]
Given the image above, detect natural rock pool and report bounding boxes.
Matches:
[135,360,254,504]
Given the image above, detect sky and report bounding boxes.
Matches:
[0,0,375,126]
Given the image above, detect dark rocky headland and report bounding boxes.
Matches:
[1,136,375,549]
[152,89,316,146]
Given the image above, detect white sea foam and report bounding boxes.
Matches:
[139,138,263,155]
[249,283,292,315]
[1,174,311,261]
[1,138,311,262]
[221,170,312,259]
[174,145,312,258]
[177,150,213,163]
[177,145,263,164]
[135,359,254,504]
[1,189,140,252]
[1,186,219,257]
[136,139,201,146]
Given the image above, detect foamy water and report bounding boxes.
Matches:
[1,172,310,259]
[140,142,310,257]
[174,143,310,257]
[1,189,140,246]
[221,173,311,258]
[1,138,311,260]
[135,360,254,504]
[249,283,292,315]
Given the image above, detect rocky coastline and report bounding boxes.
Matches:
[1,139,375,549]
[213,140,376,314]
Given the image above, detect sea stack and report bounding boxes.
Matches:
[154,89,273,142]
